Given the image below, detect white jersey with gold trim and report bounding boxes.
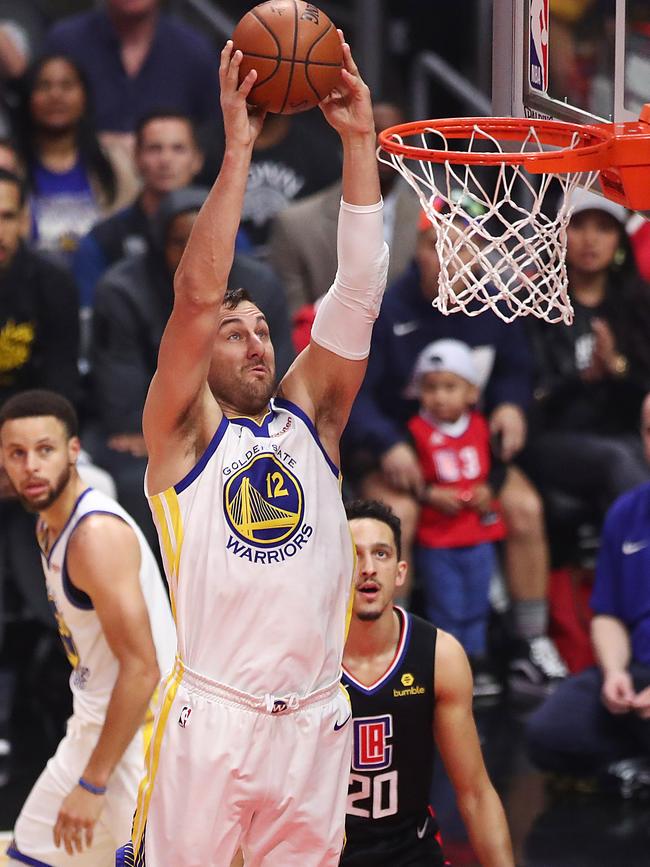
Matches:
[39,487,176,725]
[148,397,355,697]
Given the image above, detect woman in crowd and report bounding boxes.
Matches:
[17,53,138,261]
[526,188,650,516]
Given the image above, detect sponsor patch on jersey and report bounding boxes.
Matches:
[224,453,305,548]
[393,682,426,698]
[352,714,393,771]
[401,672,414,687]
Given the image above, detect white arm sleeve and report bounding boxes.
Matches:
[310,198,390,360]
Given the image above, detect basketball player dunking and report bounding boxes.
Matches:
[342,500,514,867]
[116,36,389,867]
[0,390,175,867]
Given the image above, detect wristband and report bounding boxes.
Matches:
[78,777,107,795]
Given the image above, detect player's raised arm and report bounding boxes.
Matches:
[278,34,389,458]
[143,42,265,468]
[433,632,515,866]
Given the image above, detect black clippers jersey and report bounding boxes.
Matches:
[341,607,446,866]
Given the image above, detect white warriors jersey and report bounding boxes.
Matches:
[148,397,355,697]
[38,488,176,725]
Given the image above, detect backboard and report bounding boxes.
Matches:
[492,0,649,124]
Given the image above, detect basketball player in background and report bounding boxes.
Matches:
[0,389,175,866]
[116,35,389,867]
[342,500,514,867]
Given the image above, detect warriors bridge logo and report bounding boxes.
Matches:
[224,453,311,562]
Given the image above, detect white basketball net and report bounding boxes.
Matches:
[380,122,600,324]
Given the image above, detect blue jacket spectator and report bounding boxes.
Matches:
[527,395,650,778]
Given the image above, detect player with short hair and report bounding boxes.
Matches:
[0,389,175,866]
[342,499,514,867]
[117,35,389,867]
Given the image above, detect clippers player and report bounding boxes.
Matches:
[117,36,389,867]
[0,390,175,866]
[341,500,514,867]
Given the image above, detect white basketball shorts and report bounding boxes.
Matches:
[7,714,147,866]
[118,658,353,867]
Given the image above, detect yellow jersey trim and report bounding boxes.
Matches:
[132,658,184,856]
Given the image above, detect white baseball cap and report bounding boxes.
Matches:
[565,188,628,224]
[411,339,479,387]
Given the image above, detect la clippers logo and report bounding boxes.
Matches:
[178,706,192,728]
[529,0,549,93]
[352,715,393,771]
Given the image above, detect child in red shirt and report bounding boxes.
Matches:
[408,339,506,686]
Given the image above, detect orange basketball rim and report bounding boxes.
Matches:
[379,104,650,211]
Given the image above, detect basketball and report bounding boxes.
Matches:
[232,1,343,115]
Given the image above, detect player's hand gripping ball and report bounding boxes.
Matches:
[232,1,343,114]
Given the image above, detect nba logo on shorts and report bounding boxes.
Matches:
[529,0,549,92]
[178,706,192,727]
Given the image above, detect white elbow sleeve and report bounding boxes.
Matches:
[310,198,390,360]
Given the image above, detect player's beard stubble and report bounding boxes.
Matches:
[209,364,276,418]
[17,463,72,513]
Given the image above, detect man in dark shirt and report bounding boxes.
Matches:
[206,112,343,254]
[73,110,205,308]
[43,0,219,150]
[0,169,79,406]
[0,167,80,781]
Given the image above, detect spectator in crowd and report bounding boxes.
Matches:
[526,189,650,520]
[344,205,567,696]
[73,110,204,309]
[407,340,507,698]
[0,168,79,405]
[43,0,220,160]
[628,212,650,284]
[0,165,80,783]
[526,392,650,785]
[16,54,138,262]
[207,111,342,255]
[0,1,48,135]
[91,186,294,552]
[268,102,421,316]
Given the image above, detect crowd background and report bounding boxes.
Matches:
[1,0,650,862]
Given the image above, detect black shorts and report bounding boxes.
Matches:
[341,811,448,867]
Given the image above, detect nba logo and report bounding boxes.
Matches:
[529,0,549,93]
[178,706,192,727]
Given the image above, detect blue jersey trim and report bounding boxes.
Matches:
[61,511,130,610]
[343,607,412,696]
[41,487,93,567]
[6,843,53,865]
[227,407,275,437]
[173,415,229,494]
[273,397,339,478]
